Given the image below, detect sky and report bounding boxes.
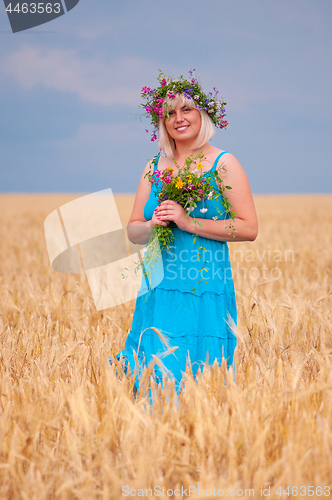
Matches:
[0,0,331,194]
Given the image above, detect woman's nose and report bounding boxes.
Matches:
[175,111,184,122]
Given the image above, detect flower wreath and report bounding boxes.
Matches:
[141,69,228,142]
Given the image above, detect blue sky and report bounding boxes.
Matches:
[0,0,331,193]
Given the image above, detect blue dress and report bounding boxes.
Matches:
[114,152,237,393]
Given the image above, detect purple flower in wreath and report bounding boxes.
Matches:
[184,88,194,99]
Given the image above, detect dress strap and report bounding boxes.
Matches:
[152,152,161,172]
[211,151,228,172]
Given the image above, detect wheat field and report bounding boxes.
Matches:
[0,194,331,500]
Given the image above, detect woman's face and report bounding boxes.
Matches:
[164,101,202,143]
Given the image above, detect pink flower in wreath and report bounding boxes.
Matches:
[164,176,172,183]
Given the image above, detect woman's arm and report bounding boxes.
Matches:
[127,160,169,245]
[156,153,258,242]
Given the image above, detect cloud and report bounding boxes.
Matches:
[57,122,144,146]
[0,43,285,114]
[47,121,148,177]
[1,45,155,106]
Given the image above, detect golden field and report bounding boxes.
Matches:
[0,194,332,500]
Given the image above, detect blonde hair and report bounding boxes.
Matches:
[158,93,215,157]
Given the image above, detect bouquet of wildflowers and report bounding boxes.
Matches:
[137,151,236,291]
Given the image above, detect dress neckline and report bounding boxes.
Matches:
[155,151,227,178]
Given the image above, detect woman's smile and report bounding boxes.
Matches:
[175,125,189,131]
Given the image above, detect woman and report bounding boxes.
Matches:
[114,71,258,395]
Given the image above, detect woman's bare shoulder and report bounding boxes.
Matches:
[217,152,244,172]
[215,152,249,188]
[156,154,173,172]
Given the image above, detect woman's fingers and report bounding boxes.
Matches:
[154,201,178,225]
[152,208,168,227]
[156,208,168,219]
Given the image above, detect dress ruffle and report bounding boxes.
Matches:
[115,287,237,393]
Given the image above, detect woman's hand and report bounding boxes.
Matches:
[155,200,191,232]
[150,206,169,228]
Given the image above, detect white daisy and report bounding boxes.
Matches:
[200,208,208,213]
